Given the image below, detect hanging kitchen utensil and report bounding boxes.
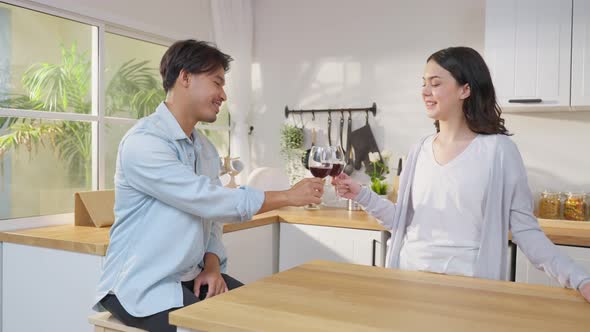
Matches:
[343,111,355,175]
[327,112,332,146]
[349,111,382,170]
[302,127,316,169]
[339,111,344,149]
[387,157,403,203]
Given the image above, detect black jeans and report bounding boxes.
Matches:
[100,274,243,332]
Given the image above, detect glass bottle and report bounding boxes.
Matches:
[538,191,561,220]
[563,192,587,221]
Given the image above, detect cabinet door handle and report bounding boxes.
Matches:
[372,239,377,266]
[508,98,543,104]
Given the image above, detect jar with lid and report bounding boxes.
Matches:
[538,191,561,219]
[563,192,587,221]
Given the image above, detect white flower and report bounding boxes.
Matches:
[368,152,380,163]
[381,150,392,160]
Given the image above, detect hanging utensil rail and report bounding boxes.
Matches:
[284,102,377,120]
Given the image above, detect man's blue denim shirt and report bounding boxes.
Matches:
[94,102,264,316]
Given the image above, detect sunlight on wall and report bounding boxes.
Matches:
[298,60,361,107]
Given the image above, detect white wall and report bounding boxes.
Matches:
[24,0,213,41]
[251,0,590,194]
[251,0,485,181]
[13,0,590,194]
[504,112,590,193]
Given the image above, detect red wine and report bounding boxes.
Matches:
[329,163,344,176]
[310,166,332,178]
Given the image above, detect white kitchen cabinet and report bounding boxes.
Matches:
[0,224,277,332]
[382,239,516,280]
[279,223,389,272]
[485,0,573,110]
[571,0,590,109]
[2,243,103,332]
[222,224,279,284]
[515,245,590,287]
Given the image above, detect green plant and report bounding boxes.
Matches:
[370,178,388,195]
[0,43,164,187]
[0,43,93,186]
[280,124,303,152]
[105,59,165,118]
[280,124,305,185]
[366,151,391,195]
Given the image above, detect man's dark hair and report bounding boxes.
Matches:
[428,46,510,135]
[160,39,233,92]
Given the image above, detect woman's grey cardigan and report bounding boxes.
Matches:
[355,134,590,289]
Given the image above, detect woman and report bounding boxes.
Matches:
[333,46,590,301]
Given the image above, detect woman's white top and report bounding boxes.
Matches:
[399,134,493,277]
[356,134,590,289]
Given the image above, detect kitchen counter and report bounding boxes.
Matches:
[169,260,590,331]
[0,207,384,256]
[537,218,590,247]
[0,207,588,256]
[223,206,386,233]
[0,224,112,256]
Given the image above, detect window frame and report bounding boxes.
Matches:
[0,0,231,227]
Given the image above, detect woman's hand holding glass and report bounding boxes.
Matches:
[327,145,346,202]
[331,173,362,200]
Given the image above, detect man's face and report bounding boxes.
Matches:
[186,66,227,123]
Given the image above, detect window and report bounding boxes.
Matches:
[102,32,167,189]
[0,3,95,219]
[104,32,166,120]
[0,117,92,218]
[0,2,231,219]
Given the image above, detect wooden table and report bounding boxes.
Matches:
[170,260,590,332]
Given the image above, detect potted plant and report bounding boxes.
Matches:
[366,151,391,196]
[279,124,305,185]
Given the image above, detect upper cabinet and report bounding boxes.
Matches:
[571,0,590,108]
[485,0,588,111]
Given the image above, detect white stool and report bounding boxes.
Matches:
[88,312,146,332]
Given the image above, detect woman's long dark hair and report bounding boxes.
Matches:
[427,47,510,135]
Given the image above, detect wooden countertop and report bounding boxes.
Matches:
[276,207,386,231]
[538,218,590,247]
[0,208,588,256]
[170,260,590,331]
[223,206,386,233]
[0,207,384,256]
[0,224,111,256]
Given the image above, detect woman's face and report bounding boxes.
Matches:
[421,60,470,121]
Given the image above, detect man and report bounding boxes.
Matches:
[94,39,323,332]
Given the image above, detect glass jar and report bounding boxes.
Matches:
[538,191,561,219]
[563,193,587,221]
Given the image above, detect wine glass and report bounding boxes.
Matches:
[329,145,346,202]
[306,146,332,209]
[309,146,333,178]
[329,145,345,177]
